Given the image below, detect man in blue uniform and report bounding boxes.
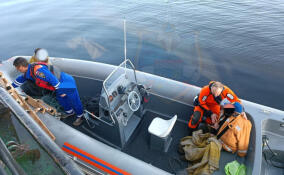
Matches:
[12,57,84,126]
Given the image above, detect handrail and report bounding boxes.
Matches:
[84,110,115,127]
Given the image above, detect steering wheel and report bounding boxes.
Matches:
[127,91,141,112]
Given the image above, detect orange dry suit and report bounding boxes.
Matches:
[188,81,241,129]
[217,113,252,157]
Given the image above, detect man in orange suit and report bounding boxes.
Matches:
[188,81,241,130]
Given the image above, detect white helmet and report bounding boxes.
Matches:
[35,48,48,61]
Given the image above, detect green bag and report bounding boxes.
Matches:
[225,160,246,175]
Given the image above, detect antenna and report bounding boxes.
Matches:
[123,19,127,76]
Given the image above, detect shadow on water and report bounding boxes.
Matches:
[0,105,65,175]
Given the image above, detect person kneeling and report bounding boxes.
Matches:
[188,81,241,134]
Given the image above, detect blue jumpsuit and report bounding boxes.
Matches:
[12,64,84,118]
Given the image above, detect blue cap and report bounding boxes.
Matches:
[233,102,243,113]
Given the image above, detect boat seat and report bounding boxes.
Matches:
[148,115,177,152]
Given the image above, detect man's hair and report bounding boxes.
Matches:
[13,57,29,67]
[211,81,224,89]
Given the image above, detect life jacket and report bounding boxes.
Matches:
[27,62,61,91]
[217,113,252,157]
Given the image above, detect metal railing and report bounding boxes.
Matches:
[100,59,137,126]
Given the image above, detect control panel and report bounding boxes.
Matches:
[100,74,141,125]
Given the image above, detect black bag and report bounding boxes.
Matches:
[82,96,100,116]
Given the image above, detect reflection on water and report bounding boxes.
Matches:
[0,0,283,109]
[0,107,64,175]
[67,36,107,59]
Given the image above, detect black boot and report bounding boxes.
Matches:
[177,144,185,155]
[197,123,209,133]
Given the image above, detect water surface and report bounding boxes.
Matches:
[0,0,283,110]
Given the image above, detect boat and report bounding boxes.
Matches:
[0,56,284,175]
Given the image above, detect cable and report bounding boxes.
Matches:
[262,137,284,169]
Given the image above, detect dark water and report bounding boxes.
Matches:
[0,0,283,110]
[0,109,64,175]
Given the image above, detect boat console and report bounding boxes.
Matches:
[84,60,147,148]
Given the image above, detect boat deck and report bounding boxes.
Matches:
[123,110,189,173]
[59,76,249,174]
[62,106,244,174]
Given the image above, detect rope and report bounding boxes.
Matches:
[40,95,63,113]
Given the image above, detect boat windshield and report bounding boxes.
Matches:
[102,59,137,108]
[104,60,136,90]
[0,107,65,175]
